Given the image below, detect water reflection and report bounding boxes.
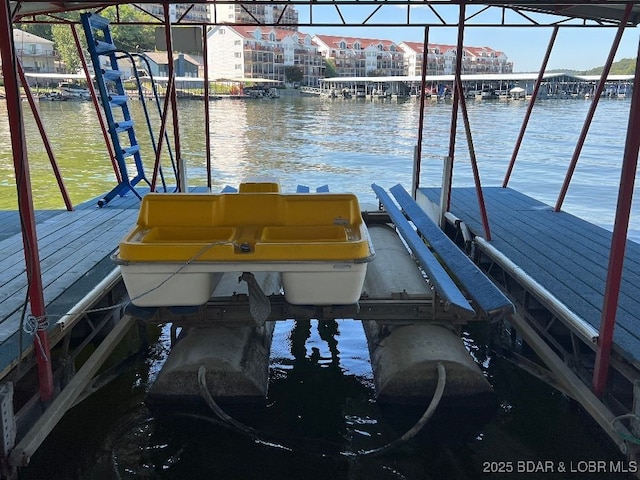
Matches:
[7,96,640,478]
[269,320,379,456]
[17,314,635,480]
[2,96,639,241]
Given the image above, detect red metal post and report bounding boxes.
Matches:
[163,2,184,192]
[444,3,466,212]
[592,37,640,398]
[150,6,179,193]
[455,75,491,240]
[555,4,632,212]
[413,26,429,198]
[202,23,212,191]
[503,26,558,188]
[16,57,74,211]
[150,80,174,192]
[71,23,121,183]
[0,2,54,402]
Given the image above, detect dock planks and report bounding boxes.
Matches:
[0,186,211,375]
[0,193,142,374]
[419,186,640,367]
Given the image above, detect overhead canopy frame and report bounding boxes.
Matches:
[9,1,640,27]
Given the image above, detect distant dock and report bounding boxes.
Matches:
[318,72,634,99]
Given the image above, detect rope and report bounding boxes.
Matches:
[45,240,239,320]
[11,240,242,346]
[611,414,640,445]
[197,365,292,451]
[354,362,447,457]
[23,314,50,362]
[127,240,237,305]
[105,240,238,313]
[197,362,447,458]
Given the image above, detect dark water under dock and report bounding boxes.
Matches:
[19,320,633,480]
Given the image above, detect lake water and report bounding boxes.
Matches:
[1,94,638,240]
[1,95,638,479]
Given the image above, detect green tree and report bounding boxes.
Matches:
[324,58,336,78]
[51,7,156,73]
[102,5,156,52]
[583,58,637,76]
[51,23,82,73]
[17,23,53,41]
[284,65,304,84]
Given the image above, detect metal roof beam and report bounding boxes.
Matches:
[10,1,640,26]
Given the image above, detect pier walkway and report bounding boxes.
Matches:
[0,193,145,378]
[418,186,640,369]
[7,186,639,374]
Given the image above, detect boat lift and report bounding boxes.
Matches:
[3,0,640,474]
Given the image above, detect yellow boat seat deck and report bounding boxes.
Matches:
[118,192,372,263]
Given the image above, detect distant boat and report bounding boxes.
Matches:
[477,87,498,100]
[39,92,68,102]
[58,82,90,99]
[509,86,526,99]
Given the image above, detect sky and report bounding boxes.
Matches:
[295,4,640,72]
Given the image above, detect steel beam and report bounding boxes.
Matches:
[8,315,137,467]
[413,26,429,198]
[503,26,558,188]
[130,295,479,326]
[15,57,73,211]
[593,33,640,397]
[0,0,54,402]
[555,3,632,212]
[202,23,212,190]
[163,2,184,192]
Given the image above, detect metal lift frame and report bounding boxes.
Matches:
[2,0,640,471]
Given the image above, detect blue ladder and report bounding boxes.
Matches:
[81,12,150,207]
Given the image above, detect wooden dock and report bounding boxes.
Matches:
[414,185,640,454]
[3,183,639,466]
[419,186,640,369]
[0,194,142,378]
[7,185,639,375]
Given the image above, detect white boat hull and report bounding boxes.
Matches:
[118,259,367,306]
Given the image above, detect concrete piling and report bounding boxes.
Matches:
[362,224,493,404]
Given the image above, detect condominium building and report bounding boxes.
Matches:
[137,3,513,82]
[211,3,298,30]
[399,41,513,76]
[207,25,324,85]
[312,35,404,77]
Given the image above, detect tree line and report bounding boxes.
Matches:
[18,6,156,73]
[582,58,637,75]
